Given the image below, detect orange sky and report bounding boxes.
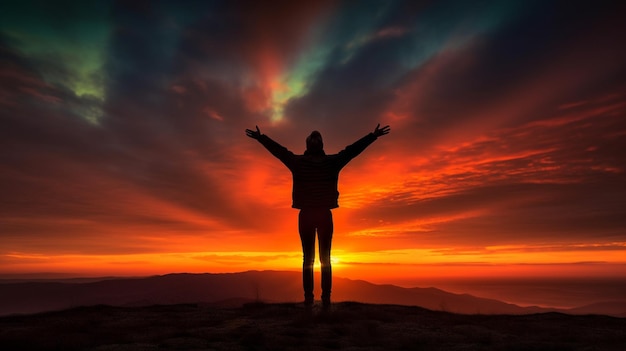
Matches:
[1,1,625,283]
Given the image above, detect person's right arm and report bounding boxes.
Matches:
[246,126,294,168]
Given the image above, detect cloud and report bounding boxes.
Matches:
[340,91,626,248]
[0,0,625,274]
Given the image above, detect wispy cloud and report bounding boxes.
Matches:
[0,0,625,276]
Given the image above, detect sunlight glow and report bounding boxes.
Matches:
[3,242,624,280]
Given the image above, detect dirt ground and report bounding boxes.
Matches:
[1,302,625,350]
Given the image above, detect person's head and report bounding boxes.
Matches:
[306,130,323,153]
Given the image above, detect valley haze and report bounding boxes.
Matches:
[1,270,624,317]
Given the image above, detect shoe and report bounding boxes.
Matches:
[304,297,314,308]
[322,298,331,309]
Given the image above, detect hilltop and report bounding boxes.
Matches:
[1,302,625,350]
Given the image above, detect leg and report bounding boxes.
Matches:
[317,209,334,307]
[298,210,316,305]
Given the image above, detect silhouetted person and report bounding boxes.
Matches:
[246,124,390,308]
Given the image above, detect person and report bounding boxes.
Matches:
[245,124,390,308]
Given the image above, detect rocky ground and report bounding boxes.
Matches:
[1,302,625,350]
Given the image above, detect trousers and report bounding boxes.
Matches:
[298,208,333,303]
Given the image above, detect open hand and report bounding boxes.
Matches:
[373,124,390,137]
[245,126,261,139]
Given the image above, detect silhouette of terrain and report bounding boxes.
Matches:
[1,302,625,351]
[2,271,625,317]
[567,301,626,318]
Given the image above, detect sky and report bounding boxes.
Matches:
[1,0,625,283]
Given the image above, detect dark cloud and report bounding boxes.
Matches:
[383,0,626,152]
[346,92,626,246]
[283,2,427,140]
[0,0,625,269]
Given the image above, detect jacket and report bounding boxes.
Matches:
[257,133,378,209]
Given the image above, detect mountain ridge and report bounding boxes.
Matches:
[1,270,623,316]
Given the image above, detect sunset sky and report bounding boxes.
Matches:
[1,0,625,283]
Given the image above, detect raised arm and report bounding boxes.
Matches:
[245,125,294,168]
[245,126,262,140]
[336,124,390,169]
[373,123,390,137]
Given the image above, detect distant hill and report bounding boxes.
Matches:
[566,301,626,317]
[0,271,623,316]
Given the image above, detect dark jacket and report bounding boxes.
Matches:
[257,133,378,209]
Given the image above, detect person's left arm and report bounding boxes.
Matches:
[336,124,390,168]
